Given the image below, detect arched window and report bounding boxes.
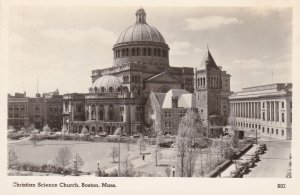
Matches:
[148,48,151,56]
[203,77,206,86]
[136,48,140,56]
[143,48,147,56]
[158,48,161,57]
[79,125,83,133]
[126,48,129,56]
[154,48,157,56]
[135,76,138,82]
[106,126,110,134]
[109,87,113,93]
[138,76,140,82]
[101,87,105,93]
[117,87,121,92]
[99,126,103,132]
[94,87,97,93]
[132,48,135,56]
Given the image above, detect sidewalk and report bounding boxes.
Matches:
[104,153,152,174]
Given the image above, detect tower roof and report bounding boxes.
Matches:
[199,48,220,70]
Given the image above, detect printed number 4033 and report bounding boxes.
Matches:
[277,184,286,188]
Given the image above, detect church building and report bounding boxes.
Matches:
[62,8,231,137]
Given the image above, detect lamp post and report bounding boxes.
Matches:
[171,165,175,177]
[73,158,78,176]
[118,137,120,177]
[114,127,122,177]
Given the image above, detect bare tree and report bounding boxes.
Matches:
[8,146,18,163]
[42,124,51,135]
[109,143,119,163]
[122,154,135,177]
[55,147,72,167]
[152,129,163,166]
[72,152,84,169]
[29,133,41,147]
[138,137,146,154]
[176,109,202,177]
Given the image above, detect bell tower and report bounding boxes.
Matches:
[195,48,223,137]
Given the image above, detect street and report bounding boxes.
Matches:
[244,139,291,178]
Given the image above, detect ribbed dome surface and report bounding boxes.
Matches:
[115,8,166,44]
[90,75,121,92]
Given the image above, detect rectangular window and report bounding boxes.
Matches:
[36,106,39,111]
[21,105,24,110]
[271,128,274,134]
[259,125,261,129]
[262,112,265,120]
[290,101,292,109]
[9,106,13,110]
[15,106,19,110]
[262,102,265,108]
[179,111,186,117]
[262,127,265,133]
[282,102,284,109]
[276,129,278,135]
[282,113,285,122]
[267,128,269,133]
[282,130,284,136]
[164,122,172,128]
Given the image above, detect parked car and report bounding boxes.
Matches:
[230,169,243,178]
[99,132,108,137]
[133,134,141,138]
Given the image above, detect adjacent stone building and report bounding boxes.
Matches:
[145,89,196,135]
[7,90,63,131]
[229,83,292,140]
[194,49,232,137]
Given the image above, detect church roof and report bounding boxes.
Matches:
[199,49,220,70]
[145,71,182,83]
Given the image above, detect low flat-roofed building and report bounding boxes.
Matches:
[229,83,292,140]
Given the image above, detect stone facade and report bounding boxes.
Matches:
[7,91,63,130]
[229,83,292,140]
[145,89,196,135]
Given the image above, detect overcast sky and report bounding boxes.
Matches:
[8,6,292,96]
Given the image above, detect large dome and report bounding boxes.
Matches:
[112,8,170,67]
[115,8,166,45]
[90,75,122,93]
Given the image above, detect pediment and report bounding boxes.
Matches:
[146,71,182,83]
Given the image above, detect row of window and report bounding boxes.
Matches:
[123,75,141,83]
[262,127,285,136]
[114,47,168,58]
[9,105,25,111]
[164,110,186,118]
[262,112,285,122]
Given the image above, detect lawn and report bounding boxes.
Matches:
[9,139,143,173]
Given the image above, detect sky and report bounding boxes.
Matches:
[8,6,292,96]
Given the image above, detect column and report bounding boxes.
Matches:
[88,104,92,121]
[250,102,252,119]
[71,104,74,121]
[96,104,99,121]
[104,105,109,121]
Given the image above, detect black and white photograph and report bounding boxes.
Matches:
[0,0,299,194]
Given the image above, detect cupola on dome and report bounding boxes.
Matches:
[115,8,166,44]
[90,75,122,93]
